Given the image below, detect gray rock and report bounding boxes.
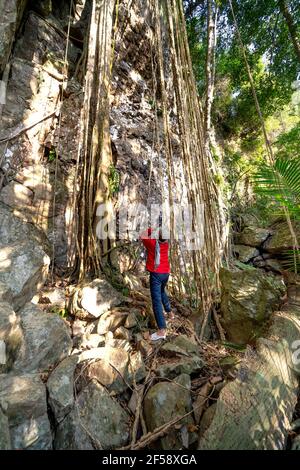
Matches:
[265,259,283,272]
[97,310,128,334]
[54,410,94,450]
[82,333,105,349]
[198,403,217,438]
[13,303,72,373]
[0,280,12,303]
[233,245,259,263]
[254,258,283,273]
[10,414,52,450]
[124,312,138,328]
[157,336,203,380]
[234,226,270,247]
[264,220,300,254]
[47,355,79,423]
[189,311,212,341]
[0,242,50,310]
[56,380,130,449]
[160,342,190,358]
[0,407,11,449]
[137,338,152,357]
[13,11,80,74]
[73,332,105,350]
[144,374,196,449]
[114,325,131,341]
[0,0,28,74]
[72,319,86,336]
[239,214,261,229]
[0,302,22,372]
[0,340,6,365]
[0,181,33,209]
[0,203,49,251]
[169,335,200,356]
[290,419,300,432]
[34,0,52,17]
[106,338,132,352]
[220,266,286,344]
[70,278,123,319]
[156,355,204,379]
[37,287,66,309]
[78,347,146,394]
[292,435,300,450]
[0,373,51,449]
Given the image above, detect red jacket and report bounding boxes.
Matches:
[140,228,170,273]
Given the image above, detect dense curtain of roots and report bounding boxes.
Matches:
[76,0,116,280]
[76,0,226,321]
[151,0,224,317]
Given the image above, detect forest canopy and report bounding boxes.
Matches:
[184,0,300,223]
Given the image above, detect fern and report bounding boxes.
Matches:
[253,157,300,219]
[253,157,300,271]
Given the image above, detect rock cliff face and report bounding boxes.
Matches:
[0,0,82,268]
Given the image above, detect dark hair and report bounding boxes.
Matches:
[159,228,167,243]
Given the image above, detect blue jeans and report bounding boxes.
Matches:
[149,272,171,329]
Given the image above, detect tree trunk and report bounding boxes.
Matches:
[204,0,218,143]
[199,283,300,450]
[278,0,300,63]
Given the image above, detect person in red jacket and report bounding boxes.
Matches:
[140,227,174,341]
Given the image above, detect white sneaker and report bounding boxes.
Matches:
[150,332,166,341]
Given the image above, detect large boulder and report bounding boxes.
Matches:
[13,303,72,373]
[156,335,204,379]
[96,309,128,335]
[264,220,300,254]
[55,379,131,449]
[199,285,300,450]
[0,204,50,309]
[198,403,217,438]
[220,265,286,344]
[168,335,200,356]
[0,302,22,372]
[0,280,12,303]
[0,373,52,449]
[156,356,204,379]
[0,203,49,250]
[253,257,283,273]
[233,245,259,263]
[144,374,196,449]
[0,181,33,209]
[47,355,79,423]
[54,409,94,450]
[234,226,270,247]
[69,277,124,319]
[77,347,146,394]
[0,242,50,310]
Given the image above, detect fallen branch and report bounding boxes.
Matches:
[0,111,58,143]
[130,348,160,448]
[120,375,218,451]
[120,406,198,450]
